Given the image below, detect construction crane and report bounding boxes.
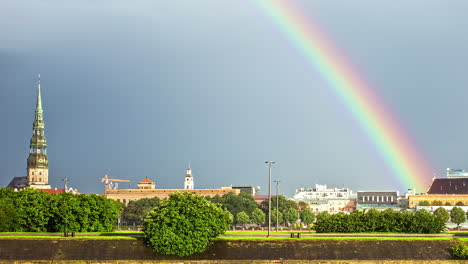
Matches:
[100,174,130,193]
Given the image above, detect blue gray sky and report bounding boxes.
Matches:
[2,0,468,195]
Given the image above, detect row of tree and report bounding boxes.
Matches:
[122,193,468,231]
[122,192,317,228]
[0,188,121,232]
[314,207,464,233]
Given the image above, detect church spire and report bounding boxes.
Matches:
[26,74,50,189]
[36,74,42,113]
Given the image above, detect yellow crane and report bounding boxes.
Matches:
[100,174,130,193]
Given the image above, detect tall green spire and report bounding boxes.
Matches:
[36,74,42,112]
[28,74,48,169]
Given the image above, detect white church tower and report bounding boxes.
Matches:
[184,166,194,189]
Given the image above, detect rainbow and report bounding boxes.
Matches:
[255,0,431,192]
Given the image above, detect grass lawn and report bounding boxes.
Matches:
[0,235,137,240]
[218,236,468,241]
[225,231,450,235]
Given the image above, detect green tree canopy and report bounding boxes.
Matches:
[261,195,298,215]
[236,211,249,227]
[143,192,231,257]
[434,207,450,223]
[300,208,315,226]
[251,208,265,226]
[284,208,299,226]
[122,197,160,225]
[271,209,283,226]
[0,188,121,232]
[298,201,309,211]
[209,192,258,218]
[0,198,17,232]
[451,207,467,229]
[431,200,443,206]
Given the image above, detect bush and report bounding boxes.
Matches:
[315,209,444,233]
[143,192,231,257]
[451,239,468,259]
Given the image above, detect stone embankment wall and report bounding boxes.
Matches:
[0,239,462,262]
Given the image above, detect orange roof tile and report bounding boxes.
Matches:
[139,177,154,184]
[40,189,65,194]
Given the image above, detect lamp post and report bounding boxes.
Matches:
[265,161,275,237]
[273,180,281,232]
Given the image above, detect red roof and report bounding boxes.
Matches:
[139,177,154,184]
[40,189,65,194]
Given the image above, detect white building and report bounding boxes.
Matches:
[184,167,194,189]
[293,184,355,213]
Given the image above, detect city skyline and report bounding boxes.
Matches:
[2,0,468,195]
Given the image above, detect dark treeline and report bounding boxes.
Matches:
[0,188,121,232]
[315,208,445,233]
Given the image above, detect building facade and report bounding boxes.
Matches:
[292,184,355,213]
[356,191,399,210]
[105,168,239,205]
[407,177,468,208]
[106,187,240,205]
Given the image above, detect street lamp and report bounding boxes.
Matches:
[265,161,275,237]
[273,180,281,232]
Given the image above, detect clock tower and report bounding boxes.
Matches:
[184,166,194,190]
[26,75,51,189]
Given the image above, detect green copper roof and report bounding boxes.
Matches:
[28,75,48,169]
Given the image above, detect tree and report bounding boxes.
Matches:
[431,200,443,206]
[434,207,450,223]
[451,207,467,230]
[300,208,315,226]
[0,198,17,232]
[251,208,265,227]
[271,209,283,226]
[456,201,465,206]
[13,188,53,232]
[214,192,258,217]
[445,202,452,206]
[143,192,231,257]
[284,208,299,228]
[236,211,249,227]
[419,201,430,206]
[122,197,160,226]
[261,195,297,214]
[411,209,445,234]
[298,201,309,211]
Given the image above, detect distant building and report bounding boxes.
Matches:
[446,168,468,178]
[8,76,51,190]
[105,168,239,205]
[292,184,355,213]
[408,176,468,208]
[137,177,156,190]
[254,195,270,205]
[222,185,257,196]
[106,187,240,206]
[184,167,194,190]
[427,178,468,194]
[356,191,398,210]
